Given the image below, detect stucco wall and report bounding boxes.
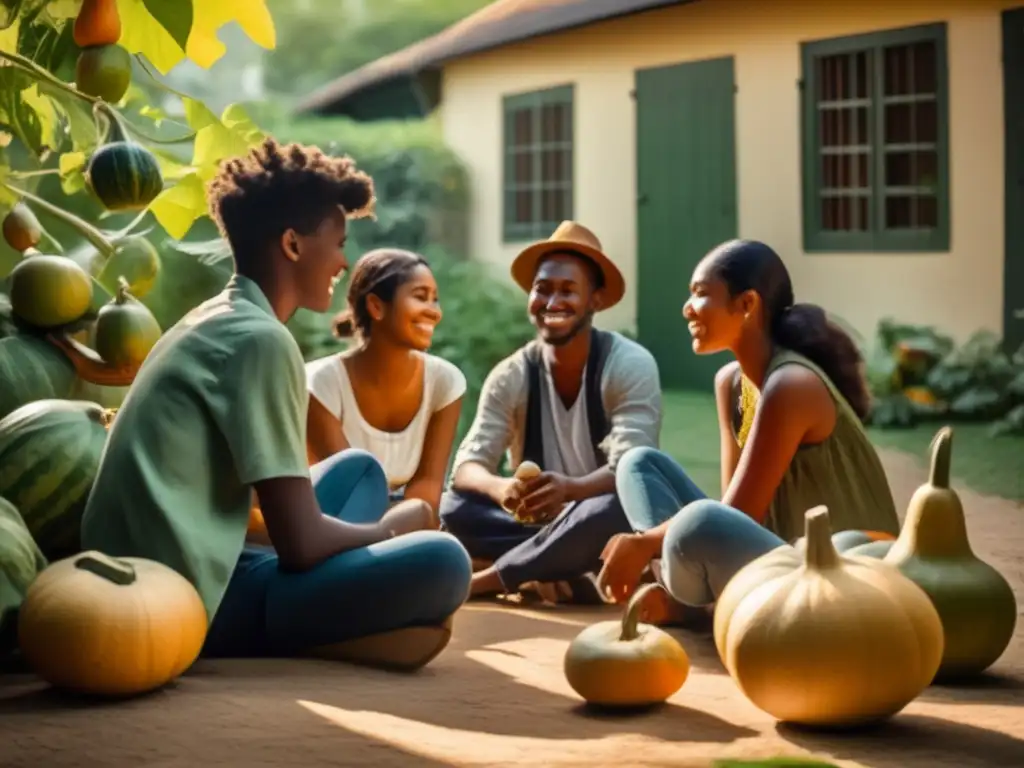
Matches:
[439,0,1014,343]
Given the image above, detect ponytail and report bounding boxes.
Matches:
[773,303,871,421]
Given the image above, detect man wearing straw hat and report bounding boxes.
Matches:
[439,221,662,603]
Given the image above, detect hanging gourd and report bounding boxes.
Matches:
[714,506,943,728]
[75,43,132,104]
[883,427,1017,681]
[2,202,42,252]
[94,277,163,369]
[18,551,207,697]
[8,253,93,329]
[73,0,121,47]
[563,582,691,707]
[85,109,163,212]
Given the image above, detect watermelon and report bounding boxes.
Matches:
[0,333,78,420]
[0,495,47,655]
[0,399,113,561]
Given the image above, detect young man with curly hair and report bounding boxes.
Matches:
[80,138,472,670]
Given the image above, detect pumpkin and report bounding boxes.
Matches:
[75,44,132,104]
[94,277,163,368]
[903,386,939,407]
[8,253,93,329]
[0,496,48,656]
[0,333,77,420]
[18,551,207,696]
[73,0,121,47]
[85,141,163,212]
[0,399,114,560]
[882,426,1017,681]
[563,582,691,707]
[714,506,943,728]
[2,202,42,252]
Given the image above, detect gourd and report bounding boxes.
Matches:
[714,506,943,728]
[0,496,47,654]
[94,277,163,368]
[85,140,164,212]
[0,333,78,420]
[75,44,132,103]
[8,253,93,329]
[882,426,1017,681]
[563,582,690,707]
[73,0,121,47]
[97,236,161,299]
[2,202,42,252]
[18,551,207,697]
[506,460,541,522]
[0,399,114,560]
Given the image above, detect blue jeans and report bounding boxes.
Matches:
[203,449,472,657]
[615,447,869,607]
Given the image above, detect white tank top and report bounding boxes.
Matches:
[305,352,467,489]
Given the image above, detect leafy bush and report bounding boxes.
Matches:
[863,318,1024,436]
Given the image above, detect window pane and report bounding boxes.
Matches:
[540,102,570,142]
[884,150,938,188]
[821,195,870,232]
[510,108,533,147]
[541,187,568,222]
[514,190,533,224]
[884,100,937,144]
[884,40,937,96]
[820,106,870,148]
[512,151,533,185]
[822,152,870,190]
[817,51,870,100]
[541,148,569,184]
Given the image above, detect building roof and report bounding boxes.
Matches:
[294,0,692,117]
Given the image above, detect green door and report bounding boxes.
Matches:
[1003,9,1024,353]
[635,56,738,391]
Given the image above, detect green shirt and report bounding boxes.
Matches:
[761,349,900,542]
[81,275,310,623]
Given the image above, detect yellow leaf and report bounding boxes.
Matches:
[59,151,88,196]
[116,0,275,74]
[116,0,188,75]
[182,98,219,131]
[186,0,275,70]
[151,147,194,182]
[0,18,19,51]
[149,172,207,240]
[220,103,265,145]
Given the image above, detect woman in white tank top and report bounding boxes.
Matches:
[306,249,467,517]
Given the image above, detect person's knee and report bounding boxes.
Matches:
[313,447,384,485]
[438,489,481,530]
[407,532,473,615]
[615,445,665,483]
[664,499,745,561]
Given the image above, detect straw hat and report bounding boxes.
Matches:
[509,221,625,309]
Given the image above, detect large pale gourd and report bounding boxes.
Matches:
[18,551,208,697]
[714,506,943,728]
[883,426,1017,681]
[564,582,690,707]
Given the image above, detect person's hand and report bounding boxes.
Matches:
[499,477,527,515]
[598,532,660,604]
[377,499,435,538]
[518,471,571,523]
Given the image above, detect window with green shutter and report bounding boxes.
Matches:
[502,84,574,242]
[800,23,950,252]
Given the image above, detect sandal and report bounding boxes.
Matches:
[305,615,455,672]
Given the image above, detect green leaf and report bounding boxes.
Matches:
[142,0,193,52]
[0,69,59,156]
[148,170,206,239]
[164,236,232,265]
[35,79,99,151]
[58,149,86,195]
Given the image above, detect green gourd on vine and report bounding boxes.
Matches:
[75,43,132,104]
[84,109,164,212]
[2,202,42,252]
[8,253,93,329]
[882,426,1018,681]
[94,277,163,368]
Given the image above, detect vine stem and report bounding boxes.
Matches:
[2,181,115,257]
[0,48,99,106]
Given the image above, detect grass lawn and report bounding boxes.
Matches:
[661,390,1023,503]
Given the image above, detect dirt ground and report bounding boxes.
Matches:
[2,449,1022,768]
